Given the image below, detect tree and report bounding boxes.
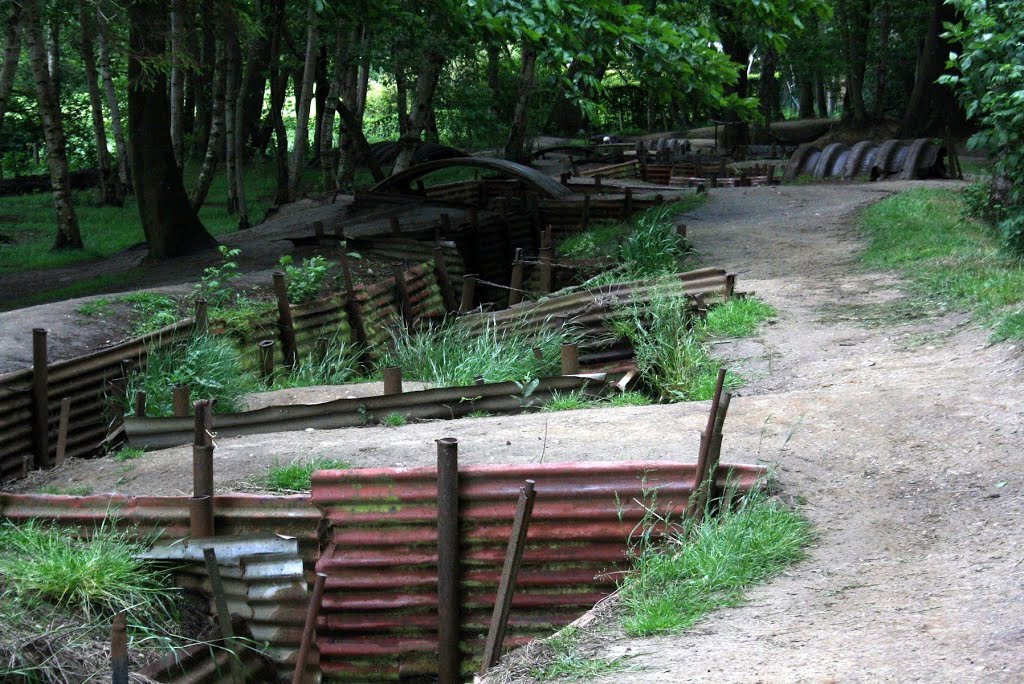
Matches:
[77,0,123,206]
[23,0,82,250]
[128,0,216,259]
[287,0,319,200]
[0,2,22,130]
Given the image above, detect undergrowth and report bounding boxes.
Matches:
[860,188,1024,340]
[529,625,628,682]
[0,520,200,682]
[383,319,579,387]
[619,492,812,636]
[263,457,350,492]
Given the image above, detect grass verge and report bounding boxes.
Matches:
[860,188,1024,341]
[619,492,811,636]
[263,457,350,492]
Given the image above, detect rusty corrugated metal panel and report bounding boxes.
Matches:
[124,375,606,450]
[784,138,947,181]
[311,460,766,680]
[371,158,572,200]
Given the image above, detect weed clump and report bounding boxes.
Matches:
[619,493,811,636]
[263,457,350,492]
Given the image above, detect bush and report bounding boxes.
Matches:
[278,255,335,305]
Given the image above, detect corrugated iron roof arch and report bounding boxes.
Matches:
[370,157,573,200]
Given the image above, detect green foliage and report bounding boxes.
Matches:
[278,255,335,305]
[702,298,777,338]
[127,335,258,417]
[120,292,181,336]
[541,389,598,412]
[619,493,811,636]
[114,447,145,462]
[607,391,653,408]
[558,222,630,260]
[0,520,175,619]
[263,457,350,493]
[381,319,578,387]
[195,246,242,306]
[382,412,408,427]
[615,295,740,402]
[860,189,1024,340]
[76,298,114,317]
[943,0,1024,257]
[530,625,627,682]
[269,339,363,389]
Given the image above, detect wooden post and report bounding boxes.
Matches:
[433,244,458,312]
[31,328,50,468]
[338,248,368,348]
[508,248,525,307]
[194,298,209,336]
[134,391,147,417]
[436,438,461,684]
[392,263,415,332]
[259,340,275,383]
[390,215,401,236]
[191,399,215,538]
[272,271,298,369]
[172,383,191,417]
[623,187,633,218]
[291,572,328,684]
[538,245,554,293]
[383,366,403,395]
[560,343,579,375]
[54,398,70,466]
[581,193,591,230]
[459,276,477,314]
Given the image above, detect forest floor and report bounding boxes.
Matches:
[4,180,1023,681]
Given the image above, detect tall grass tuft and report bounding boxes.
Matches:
[619,492,811,636]
[0,520,176,619]
[263,457,350,492]
[271,338,363,389]
[128,334,258,416]
[615,294,738,402]
[702,297,777,338]
[381,319,579,387]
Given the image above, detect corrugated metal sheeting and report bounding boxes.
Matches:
[783,138,947,181]
[370,157,573,200]
[311,460,766,680]
[124,375,606,451]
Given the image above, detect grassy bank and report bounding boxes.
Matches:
[860,188,1024,340]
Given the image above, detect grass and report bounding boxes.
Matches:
[541,389,598,412]
[121,292,181,336]
[607,391,653,407]
[127,334,259,417]
[859,188,1024,341]
[263,457,350,492]
[383,318,579,387]
[268,338,363,389]
[114,447,145,462]
[0,520,175,618]
[530,625,628,682]
[9,270,143,310]
[36,484,93,496]
[615,294,741,402]
[76,297,113,316]
[382,411,407,427]
[703,297,777,337]
[619,492,812,636]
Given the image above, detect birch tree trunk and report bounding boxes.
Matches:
[267,0,289,205]
[97,11,130,190]
[0,2,22,130]
[392,52,443,174]
[23,0,82,250]
[320,24,354,188]
[191,0,215,156]
[190,43,224,211]
[287,0,318,201]
[169,0,184,170]
[78,0,123,206]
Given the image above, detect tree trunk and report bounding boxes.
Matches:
[128,0,216,259]
[0,2,22,130]
[310,43,328,166]
[900,0,964,136]
[395,68,409,137]
[486,40,502,117]
[337,27,372,186]
[224,33,240,213]
[321,25,353,188]
[717,19,751,149]
[797,73,815,119]
[503,43,537,164]
[190,43,225,211]
[23,0,81,250]
[46,12,59,96]
[169,0,184,171]
[392,52,443,173]
[78,0,123,206]
[815,72,828,118]
[267,0,289,205]
[182,7,197,138]
[839,0,870,123]
[873,0,890,117]
[288,0,318,200]
[239,1,272,154]
[191,0,215,156]
[235,18,255,229]
[757,46,781,123]
[97,11,130,190]
[337,98,383,181]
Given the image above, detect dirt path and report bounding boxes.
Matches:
[488,180,1023,683]
[10,181,1023,681]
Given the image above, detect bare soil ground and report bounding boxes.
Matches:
[6,180,1023,682]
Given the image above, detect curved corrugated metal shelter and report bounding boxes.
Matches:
[371,157,573,199]
[783,138,946,181]
[369,141,466,165]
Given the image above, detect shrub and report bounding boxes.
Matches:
[278,255,336,305]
